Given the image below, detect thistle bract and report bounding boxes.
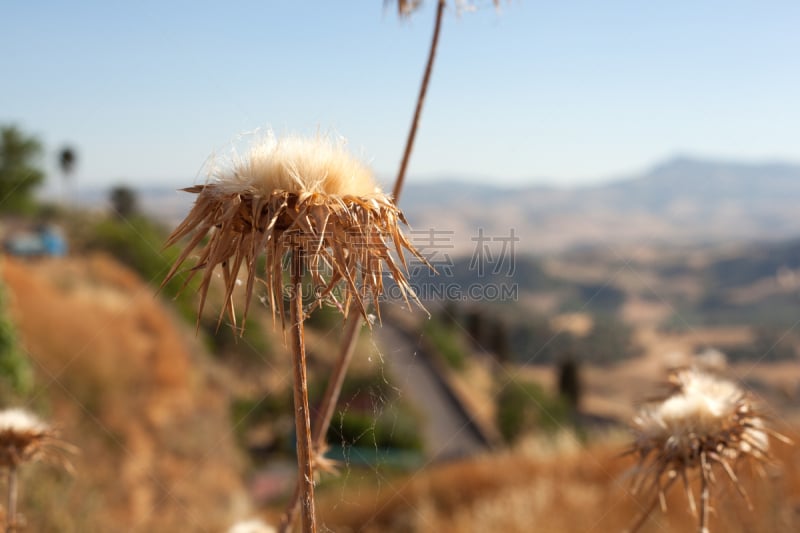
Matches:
[626,369,787,531]
[0,408,63,468]
[163,134,426,330]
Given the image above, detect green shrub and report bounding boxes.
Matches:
[496,378,568,443]
[423,318,467,370]
[230,391,292,448]
[328,405,423,451]
[0,126,45,214]
[0,281,33,398]
[321,369,423,451]
[202,316,273,363]
[304,303,343,331]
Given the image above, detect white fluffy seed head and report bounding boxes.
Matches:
[227,519,276,533]
[166,132,427,328]
[0,408,49,434]
[0,408,63,469]
[208,133,381,198]
[627,370,781,529]
[632,369,770,461]
[635,370,744,444]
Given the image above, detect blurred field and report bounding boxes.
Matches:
[3,224,800,531]
[1,254,249,531]
[314,432,800,533]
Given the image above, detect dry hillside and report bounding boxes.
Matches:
[318,432,800,533]
[1,253,250,532]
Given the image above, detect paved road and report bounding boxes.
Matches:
[375,323,491,462]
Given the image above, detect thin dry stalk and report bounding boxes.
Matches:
[166,136,428,533]
[278,3,445,530]
[699,461,710,533]
[278,314,362,533]
[6,465,16,533]
[393,0,446,200]
[289,252,316,533]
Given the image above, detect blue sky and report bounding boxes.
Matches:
[2,1,799,190]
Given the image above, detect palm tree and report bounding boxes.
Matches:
[57,146,77,204]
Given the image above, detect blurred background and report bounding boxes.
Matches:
[1,1,800,531]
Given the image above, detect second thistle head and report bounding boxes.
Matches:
[0,408,69,469]
[631,369,771,473]
[164,133,429,330]
[626,368,789,530]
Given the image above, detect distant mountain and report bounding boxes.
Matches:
[69,156,800,255]
[599,157,800,211]
[400,156,800,255]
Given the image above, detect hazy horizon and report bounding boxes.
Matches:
[35,151,800,197]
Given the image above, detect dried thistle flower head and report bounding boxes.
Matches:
[639,371,751,451]
[0,408,65,468]
[397,0,423,16]
[627,369,787,528]
[163,133,427,329]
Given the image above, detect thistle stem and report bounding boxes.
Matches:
[279,3,444,531]
[289,251,316,533]
[6,465,17,533]
[699,471,710,533]
[279,313,362,533]
[393,0,446,200]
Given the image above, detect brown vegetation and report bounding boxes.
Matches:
[1,254,248,531]
[316,432,799,532]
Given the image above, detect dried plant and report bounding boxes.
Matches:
[227,519,276,533]
[164,134,424,330]
[279,2,448,530]
[625,369,789,533]
[278,1,447,530]
[393,0,446,200]
[396,0,423,16]
[0,408,72,532]
[164,134,426,533]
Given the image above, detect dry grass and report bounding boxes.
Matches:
[313,431,799,532]
[1,254,248,531]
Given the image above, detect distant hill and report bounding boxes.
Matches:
[69,155,800,255]
[400,156,800,254]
